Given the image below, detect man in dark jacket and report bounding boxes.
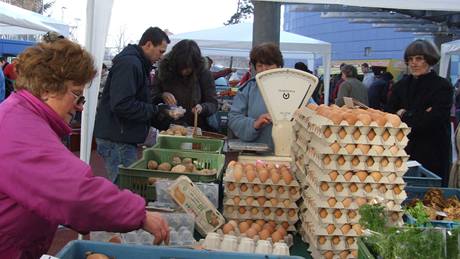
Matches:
[368,72,393,110]
[94,27,170,182]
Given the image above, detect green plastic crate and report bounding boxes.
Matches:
[118,148,225,201]
[153,135,224,153]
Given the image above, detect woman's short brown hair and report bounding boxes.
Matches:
[250,42,284,68]
[15,39,97,97]
[404,39,440,66]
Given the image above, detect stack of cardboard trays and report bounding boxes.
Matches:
[291,105,410,259]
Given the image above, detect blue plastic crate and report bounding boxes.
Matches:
[404,186,460,229]
[403,166,442,187]
[57,240,304,259]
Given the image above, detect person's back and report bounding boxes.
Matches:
[335,65,368,106]
[368,72,393,110]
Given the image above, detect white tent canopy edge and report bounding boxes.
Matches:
[440,39,460,78]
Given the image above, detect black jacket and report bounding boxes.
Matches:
[386,71,453,186]
[94,44,161,144]
[152,55,217,130]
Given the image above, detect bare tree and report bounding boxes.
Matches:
[225,0,254,25]
[114,26,129,54]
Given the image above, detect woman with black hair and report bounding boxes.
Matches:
[152,39,217,130]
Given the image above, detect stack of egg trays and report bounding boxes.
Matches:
[223,165,301,229]
[292,106,411,258]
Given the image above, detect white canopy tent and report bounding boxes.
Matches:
[440,39,460,78]
[0,2,69,36]
[170,23,332,103]
[256,0,460,12]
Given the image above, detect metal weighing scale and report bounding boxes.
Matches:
[235,68,318,164]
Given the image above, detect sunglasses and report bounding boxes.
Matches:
[69,90,86,105]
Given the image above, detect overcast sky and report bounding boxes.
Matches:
[46,0,245,46]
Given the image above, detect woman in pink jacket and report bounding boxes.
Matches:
[0,37,169,258]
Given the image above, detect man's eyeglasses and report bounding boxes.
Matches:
[69,90,86,105]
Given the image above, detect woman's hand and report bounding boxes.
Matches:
[192,104,203,114]
[162,92,177,105]
[143,211,170,245]
[253,113,272,129]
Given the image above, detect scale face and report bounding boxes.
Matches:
[256,68,318,156]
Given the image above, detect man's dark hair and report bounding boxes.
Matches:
[0,56,6,63]
[341,64,358,78]
[361,63,370,68]
[295,61,312,73]
[139,27,170,46]
[250,42,284,68]
[168,39,204,77]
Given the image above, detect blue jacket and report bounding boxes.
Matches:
[228,78,274,150]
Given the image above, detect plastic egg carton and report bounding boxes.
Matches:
[160,212,196,246]
[307,162,407,184]
[224,182,301,201]
[224,168,299,188]
[224,197,298,209]
[305,174,408,201]
[306,149,408,172]
[156,179,219,209]
[300,211,362,237]
[212,229,294,247]
[223,205,299,223]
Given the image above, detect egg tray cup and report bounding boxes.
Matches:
[223,197,298,209]
[224,167,299,187]
[223,206,299,224]
[294,126,310,142]
[308,135,408,157]
[292,163,309,188]
[210,230,295,247]
[307,245,357,259]
[306,149,409,173]
[300,223,358,251]
[294,136,309,153]
[307,162,407,184]
[224,182,301,201]
[293,109,312,129]
[300,210,363,237]
[304,174,408,202]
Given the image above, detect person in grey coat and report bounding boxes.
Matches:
[228,43,284,151]
[335,64,369,106]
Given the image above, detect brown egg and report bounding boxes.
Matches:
[227,160,237,169]
[263,207,271,216]
[320,182,330,191]
[271,231,283,243]
[346,237,355,245]
[281,170,293,184]
[245,219,254,226]
[344,171,353,181]
[335,183,344,192]
[270,169,281,184]
[263,223,275,234]
[374,145,384,155]
[238,207,247,214]
[265,186,273,193]
[338,128,347,139]
[246,196,255,206]
[370,172,383,182]
[318,236,327,245]
[391,212,400,222]
[357,113,372,125]
[351,250,358,258]
[324,127,333,138]
[222,223,234,234]
[251,207,259,215]
[307,103,318,110]
[257,197,267,206]
[227,183,236,191]
[341,224,351,234]
[396,130,405,141]
[270,198,279,206]
[330,142,341,153]
[356,197,367,206]
[395,158,403,168]
[329,113,343,125]
[352,224,363,235]
[342,197,352,208]
[339,250,349,259]
[254,163,264,172]
[385,113,401,127]
[344,113,358,125]
[234,167,243,182]
[356,171,368,182]
[389,145,399,155]
[382,130,391,141]
[393,185,402,195]
[324,251,334,259]
[333,209,342,219]
[380,157,389,167]
[275,208,284,217]
[337,155,347,166]
[378,184,387,193]
[348,210,357,219]
[239,221,250,233]
[251,223,262,232]
[367,129,376,141]
[329,170,339,181]
[255,219,265,227]
[240,183,248,192]
[349,183,358,192]
[278,186,286,194]
[387,173,397,182]
[352,156,360,166]
[246,170,257,182]
[357,144,371,154]
[281,221,290,230]
[328,197,337,207]
[259,229,271,240]
[352,129,361,140]
[228,220,238,229]
[326,224,336,234]
[345,144,356,154]
[266,163,275,170]
[366,157,374,166]
[246,227,258,238]
[283,199,291,207]
[258,169,269,183]
[253,184,261,193]
[373,115,387,127]
[233,196,241,205]
[288,209,296,218]
[323,155,332,165]
[386,200,395,209]
[364,183,372,193]
[245,163,255,172]
[276,227,287,237]
[319,208,328,218]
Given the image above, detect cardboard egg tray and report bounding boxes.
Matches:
[307,135,408,157]
[224,197,298,209]
[301,222,358,251]
[291,162,309,188]
[300,210,362,237]
[207,231,295,248]
[299,200,361,225]
[224,168,299,188]
[293,110,310,129]
[307,162,407,184]
[304,173,407,201]
[306,148,409,172]
[221,219,297,233]
[224,182,301,200]
[223,206,299,224]
[306,244,357,259]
